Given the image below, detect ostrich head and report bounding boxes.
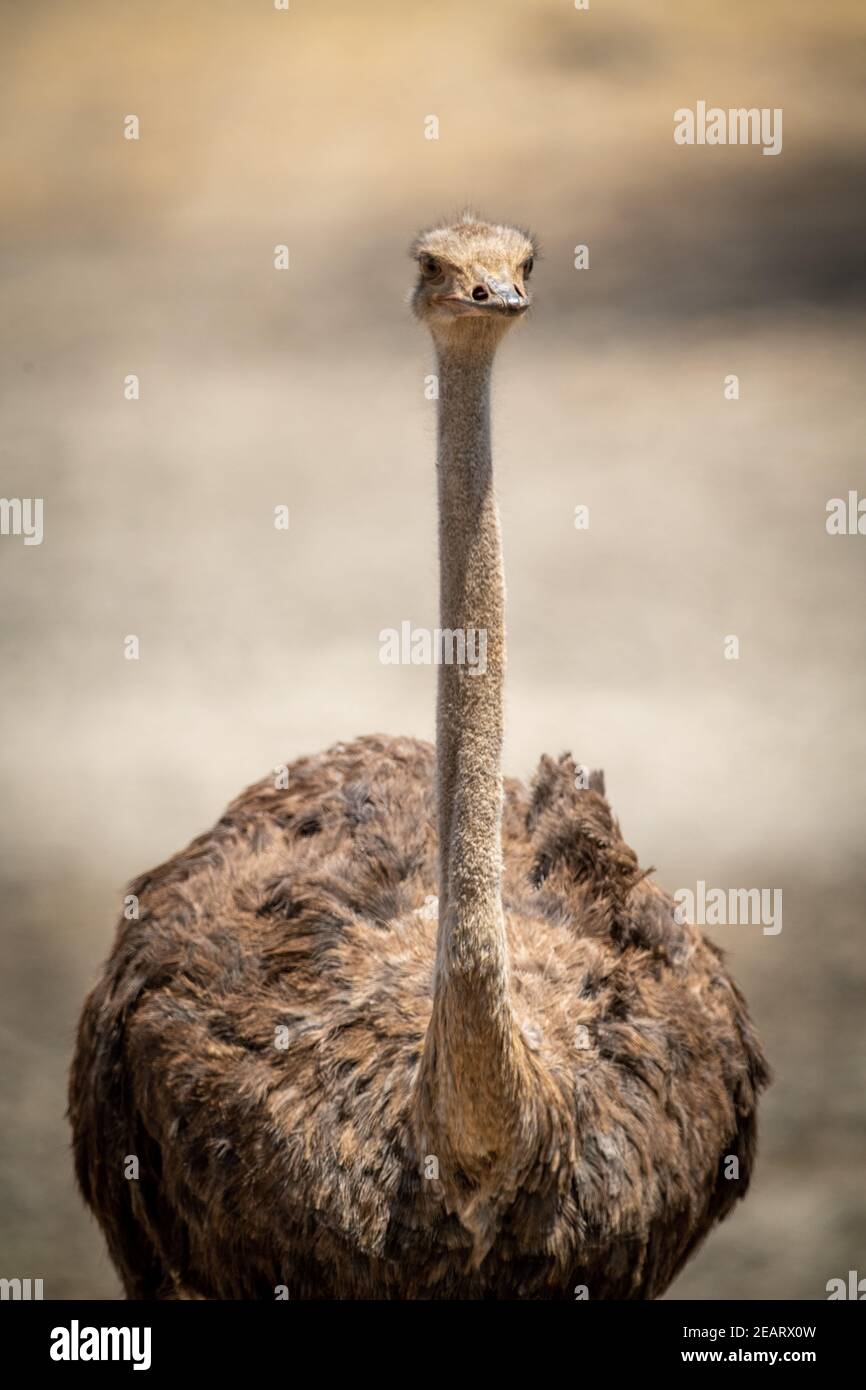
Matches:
[411,213,536,348]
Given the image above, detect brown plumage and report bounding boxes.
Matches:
[70,215,769,1300]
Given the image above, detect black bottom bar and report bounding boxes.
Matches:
[2,1298,857,1375]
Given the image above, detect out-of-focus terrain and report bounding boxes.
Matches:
[1,0,864,1298]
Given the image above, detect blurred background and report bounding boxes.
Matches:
[1,0,864,1298]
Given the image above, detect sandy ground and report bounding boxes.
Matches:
[1,0,864,1298]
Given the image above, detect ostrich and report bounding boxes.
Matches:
[70,214,769,1299]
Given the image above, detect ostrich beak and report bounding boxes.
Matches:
[487,278,528,313]
[433,278,529,318]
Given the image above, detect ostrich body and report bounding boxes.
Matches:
[70,216,768,1300]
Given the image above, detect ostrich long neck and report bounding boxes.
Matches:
[435,345,504,958]
[418,333,530,1175]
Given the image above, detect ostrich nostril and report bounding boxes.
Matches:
[471,285,489,302]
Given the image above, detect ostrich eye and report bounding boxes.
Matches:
[522,257,534,278]
[420,255,441,279]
